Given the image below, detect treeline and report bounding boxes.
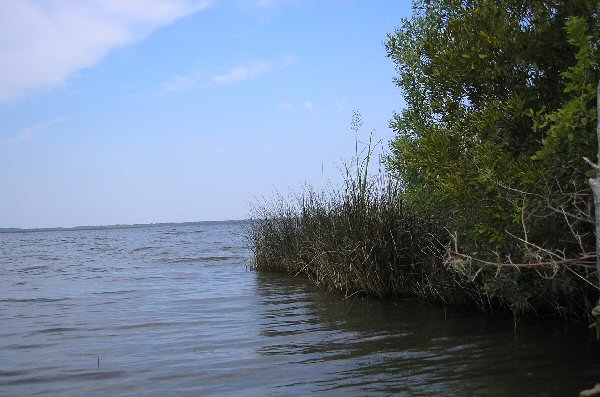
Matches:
[250,0,599,322]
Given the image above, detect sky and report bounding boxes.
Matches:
[0,0,411,229]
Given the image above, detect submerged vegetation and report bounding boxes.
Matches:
[250,0,599,323]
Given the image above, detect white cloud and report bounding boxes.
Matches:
[163,70,206,93]
[237,0,301,10]
[278,102,294,110]
[7,117,68,145]
[277,99,315,111]
[212,61,276,86]
[165,54,296,92]
[0,0,212,103]
[246,0,281,8]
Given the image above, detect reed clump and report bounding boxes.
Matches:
[249,174,597,318]
[250,173,476,304]
[250,112,484,306]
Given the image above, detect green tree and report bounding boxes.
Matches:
[386,0,599,317]
[386,0,598,251]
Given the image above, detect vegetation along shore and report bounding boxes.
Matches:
[250,0,600,326]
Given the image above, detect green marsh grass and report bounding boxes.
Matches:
[249,172,597,319]
[249,115,474,303]
[250,172,488,305]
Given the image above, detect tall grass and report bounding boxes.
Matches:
[249,114,476,303]
[249,173,598,319]
[248,113,597,321]
[251,177,456,300]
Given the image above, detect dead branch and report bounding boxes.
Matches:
[446,248,597,270]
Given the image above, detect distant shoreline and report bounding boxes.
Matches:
[0,219,249,234]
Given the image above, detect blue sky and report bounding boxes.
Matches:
[0,0,411,229]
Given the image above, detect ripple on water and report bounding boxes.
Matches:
[0,222,599,396]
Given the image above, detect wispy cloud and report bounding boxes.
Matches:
[212,61,277,86]
[0,0,213,103]
[278,99,315,111]
[237,0,314,11]
[163,70,206,93]
[303,100,314,110]
[278,102,294,110]
[7,117,68,146]
[164,54,296,93]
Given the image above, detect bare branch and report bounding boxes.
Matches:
[495,180,594,225]
[584,156,600,171]
[447,249,597,270]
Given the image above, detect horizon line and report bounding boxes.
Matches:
[0,219,249,233]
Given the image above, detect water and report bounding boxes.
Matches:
[0,221,598,396]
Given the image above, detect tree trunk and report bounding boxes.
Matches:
[590,80,600,336]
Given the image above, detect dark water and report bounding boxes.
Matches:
[0,222,598,396]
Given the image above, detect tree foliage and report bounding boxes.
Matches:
[386,0,598,252]
[386,0,599,317]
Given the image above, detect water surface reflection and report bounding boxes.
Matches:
[254,271,600,396]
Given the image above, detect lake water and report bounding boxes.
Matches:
[1,221,599,396]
